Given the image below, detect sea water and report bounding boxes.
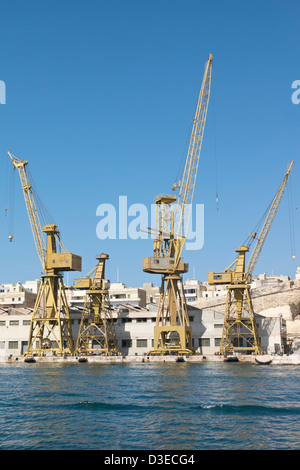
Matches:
[0,361,299,450]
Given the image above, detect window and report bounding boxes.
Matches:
[136,339,147,348]
[0,321,6,326]
[214,324,223,329]
[185,289,196,294]
[199,338,210,347]
[0,341,5,349]
[9,320,19,326]
[214,338,221,347]
[8,341,18,349]
[23,320,31,326]
[214,312,223,320]
[121,339,132,348]
[136,318,147,323]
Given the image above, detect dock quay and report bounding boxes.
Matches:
[3,353,300,365]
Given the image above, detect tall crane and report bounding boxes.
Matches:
[208,161,294,355]
[74,253,119,356]
[143,54,213,355]
[8,152,82,356]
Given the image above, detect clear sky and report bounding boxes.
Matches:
[0,0,299,288]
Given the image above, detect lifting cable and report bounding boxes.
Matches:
[287,173,296,259]
[6,161,15,242]
[212,89,219,210]
[173,113,193,193]
[243,168,296,260]
[4,153,9,218]
[242,197,273,248]
[27,165,54,228]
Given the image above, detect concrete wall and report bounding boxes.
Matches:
[0,291,291,358]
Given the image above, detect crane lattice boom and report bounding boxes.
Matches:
[208,160,294,286]
[173,54,213,266]
[246,160,294,279]
[8,152,46,269]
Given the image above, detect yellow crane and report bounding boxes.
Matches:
[8,152,82,356]
[74,253,119,356]
[208,161,294,355]
[143,54,213,355]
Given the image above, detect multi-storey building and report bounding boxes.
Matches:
[0,268,298,359]
[0,281,40,308]
[0,302,286,359]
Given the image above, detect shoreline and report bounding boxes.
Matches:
[2,353,300,365]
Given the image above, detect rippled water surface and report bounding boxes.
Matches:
[0,361,299,450]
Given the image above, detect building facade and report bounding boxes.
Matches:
[0,303,286,359]
[0,281,40,308]
[1,269,298,359]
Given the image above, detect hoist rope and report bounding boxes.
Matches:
[212,89,219,210]
[287,174,296,259]
[27,166,54,227]
[8,165,15,238]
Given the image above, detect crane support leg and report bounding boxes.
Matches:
[74,255,119,356]
[220,285,261,355]
[25,274,74,356]
[76,291,118,356]
[149,274,194,355]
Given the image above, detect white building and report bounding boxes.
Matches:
[250,272,290,289]
[66,282,147,309]
[0,302,286,358]
[183,279,206,302]
[109,283,146,307]
[0,271,296,359]
[0,282,38,308]
[142,282,160,304]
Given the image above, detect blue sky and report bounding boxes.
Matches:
[0,0,299,287]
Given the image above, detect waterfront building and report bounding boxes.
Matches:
[0,302,287,358]
[0,268,298,359]
[109,283,147,308]
[66,282,147,309]
[0,281,40,308]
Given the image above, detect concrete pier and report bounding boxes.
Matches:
[2,353,300,365]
